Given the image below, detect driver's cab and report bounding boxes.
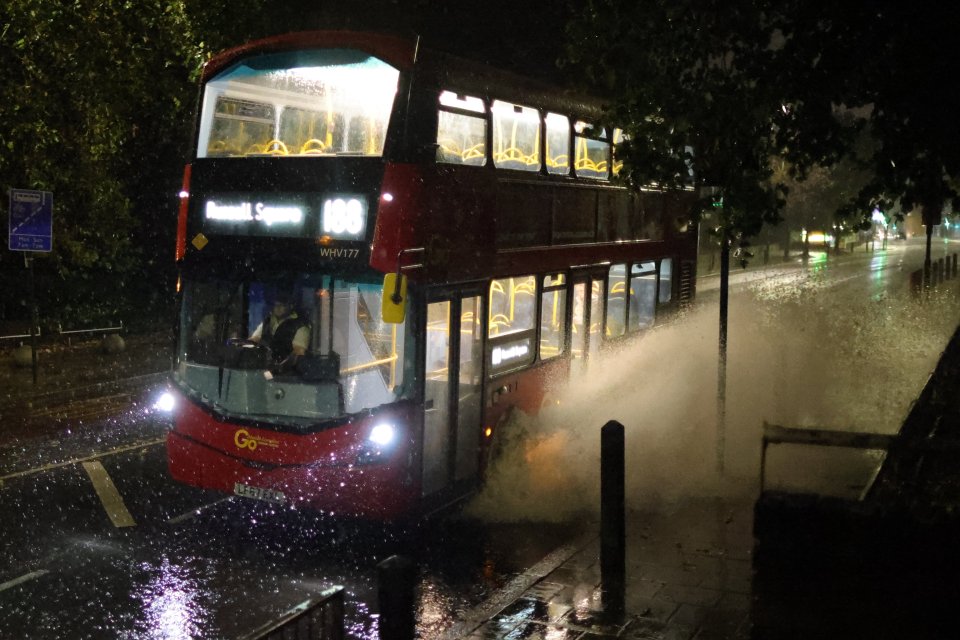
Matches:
[176,269,414,425]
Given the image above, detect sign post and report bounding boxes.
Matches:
[8,189,53,384]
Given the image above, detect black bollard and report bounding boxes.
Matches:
[600,420,625,618]
[377,555,417,640]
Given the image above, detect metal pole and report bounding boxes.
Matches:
[924,222,933,288]
[717,233,729,474]
[600,420,625,619]
[377,555,417,640]
[26,254,38,385]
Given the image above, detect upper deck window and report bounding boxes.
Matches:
[492,101,540,172]
[574,121,610,180]
[197,49,399,158]
[546,113,571,176]
[437,91,487,166]
[612,128,626,177]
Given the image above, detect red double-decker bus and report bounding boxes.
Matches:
[165,30,698,519]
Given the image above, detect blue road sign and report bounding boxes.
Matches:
[8,189,53,252]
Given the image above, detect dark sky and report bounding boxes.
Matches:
[307,0,574,81]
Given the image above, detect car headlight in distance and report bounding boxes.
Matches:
[153,392,176,413]
[368,423,396,447]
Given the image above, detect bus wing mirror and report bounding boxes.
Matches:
[382,273,407,323]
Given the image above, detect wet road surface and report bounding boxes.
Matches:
[0,407,583,639]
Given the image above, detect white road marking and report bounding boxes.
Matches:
[81,461,136,528]
[0,438,165,485]
[0,569,49,593]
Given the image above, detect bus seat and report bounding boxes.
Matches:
[263,139,289,155]
[300,139,328,154]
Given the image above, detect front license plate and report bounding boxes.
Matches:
[234,482,286,504]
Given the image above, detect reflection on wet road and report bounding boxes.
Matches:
[0,411,582,639]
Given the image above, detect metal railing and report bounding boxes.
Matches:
[759,420,960,498]
[239,587,344,640]
[0,322,123,346]
[0,327,41,342]
[759,421,897,495]
[910,253,959,295]
[55,321,123,346]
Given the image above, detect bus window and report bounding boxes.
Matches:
[589,279,605,357]
[437,91,487,166]
[571,282,587,365]
[546,112,570,175]
[206,97,275,157]
[612,128,627,177]
[278,106,335,155]
[628,262,657,332]
[574,121,610,180]
[659,258,673,304]
[492,101,540,172]
[489,275,536,338]
[488,275,536,375]
[196,49,399,158]
[177,272,411,421]
[539,273,566,359]
[606,264,627,338]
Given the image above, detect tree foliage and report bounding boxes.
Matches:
[0,0,280,328]
[0,1,192,326]
[563,1,859,250]
[564,0,960,245]
[779,2,960,221]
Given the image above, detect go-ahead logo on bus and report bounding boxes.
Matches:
[234,428,280,451]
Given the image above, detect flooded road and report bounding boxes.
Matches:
[0,408,582,639]
[1,237,958,638]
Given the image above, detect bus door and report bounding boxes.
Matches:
[570,271,606,375]
[422,291,485,496]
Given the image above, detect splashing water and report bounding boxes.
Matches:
[467,272,960,522]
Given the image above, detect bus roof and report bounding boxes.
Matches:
[201,30,420,82]
[201,30,609,120]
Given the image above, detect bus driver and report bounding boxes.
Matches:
[249,292,310,373]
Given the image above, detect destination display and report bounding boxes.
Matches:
[200,193,368,242]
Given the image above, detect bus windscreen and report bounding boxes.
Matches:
[196,49,400,159]
[177,270,412,424]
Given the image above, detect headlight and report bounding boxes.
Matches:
[368,423,396,447]
[153,392,176,413]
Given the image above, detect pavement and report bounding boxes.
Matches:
[443,498,754,640]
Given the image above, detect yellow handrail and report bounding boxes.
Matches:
[341,354,398,376]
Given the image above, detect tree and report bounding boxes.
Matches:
[0,0,284,328]
[780,3,960,221]
[562,0,853,472]
[777,2,960,278]
[0,1,199,326]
